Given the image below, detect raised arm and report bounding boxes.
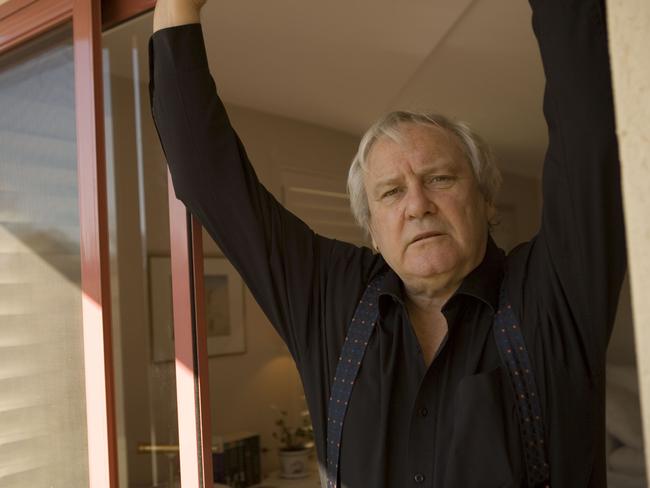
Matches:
[523,0,626,376]
[153,0,203,32]
[148,1,376,360]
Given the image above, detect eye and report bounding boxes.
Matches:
[426,175,455,188]
[382,187,401,198]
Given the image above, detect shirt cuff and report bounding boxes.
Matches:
[148,22,210,80]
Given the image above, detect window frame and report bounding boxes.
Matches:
[0,1,212,486]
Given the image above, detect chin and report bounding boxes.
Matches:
[403,247,461,278]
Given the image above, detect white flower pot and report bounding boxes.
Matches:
[278,447,312,478]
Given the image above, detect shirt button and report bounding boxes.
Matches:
[419,407,428,417]
[414,473,425,483]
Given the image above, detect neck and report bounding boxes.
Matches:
[403,278,460,316]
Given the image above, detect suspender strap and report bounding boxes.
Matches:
[325,271,386,488]
[325,273,551,488]
[494,285,551,488]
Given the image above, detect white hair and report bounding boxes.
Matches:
[347,110,502,234]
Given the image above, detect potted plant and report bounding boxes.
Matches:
[271,407,315,479]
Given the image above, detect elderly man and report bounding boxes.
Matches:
[149,0,626,486]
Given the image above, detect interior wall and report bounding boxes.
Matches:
[606,0,650,470]
[607,275,636,367]
[493,171,541,252]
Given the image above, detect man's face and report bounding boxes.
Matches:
[364,123,493,293]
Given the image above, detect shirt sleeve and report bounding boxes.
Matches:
[147,23,376,363]
[516,0,626,378]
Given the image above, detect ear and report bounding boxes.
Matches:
[487,201,497,221]
[486,201,498,229]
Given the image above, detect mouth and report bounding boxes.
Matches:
[411,231,445,244]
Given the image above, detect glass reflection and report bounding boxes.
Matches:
[103,15,180,488]
[0,23,88,488]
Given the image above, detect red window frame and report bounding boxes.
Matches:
[0,1,213,486]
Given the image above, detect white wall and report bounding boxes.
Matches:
[607,0,650,471]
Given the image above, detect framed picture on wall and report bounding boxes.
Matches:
[203,257,246,357]
[149,256,246,362]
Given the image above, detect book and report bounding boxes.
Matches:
[212,432,261,487]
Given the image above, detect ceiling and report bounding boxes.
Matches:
[108,0,549,178]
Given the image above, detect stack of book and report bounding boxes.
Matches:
[212,432,261,487]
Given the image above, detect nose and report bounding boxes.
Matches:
[405,181,436,220]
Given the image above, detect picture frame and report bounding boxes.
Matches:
[149,256,246,362]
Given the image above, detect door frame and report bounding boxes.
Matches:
[1,0,117,486]
[0,1,212,486]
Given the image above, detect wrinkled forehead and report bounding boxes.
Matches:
[365,122,470,176]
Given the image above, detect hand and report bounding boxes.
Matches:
[153,0,206,32]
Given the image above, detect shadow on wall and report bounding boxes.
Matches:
[605,274,646,487]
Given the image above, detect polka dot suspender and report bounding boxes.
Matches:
[494,286,551,487]
[325,270,386,488]
[325,273,551,488]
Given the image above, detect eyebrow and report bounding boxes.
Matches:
[371,159,456,193]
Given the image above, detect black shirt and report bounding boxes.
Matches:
[148,0,626,485]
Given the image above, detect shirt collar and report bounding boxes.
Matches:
[377,234,505,315]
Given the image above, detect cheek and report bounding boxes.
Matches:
[465,202,489,241]
[447,195,487,239]
[370,208,402,247]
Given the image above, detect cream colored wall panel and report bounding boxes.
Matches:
[607,0,650,474]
